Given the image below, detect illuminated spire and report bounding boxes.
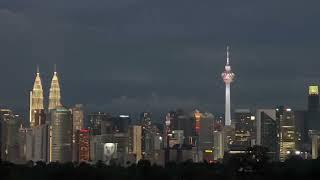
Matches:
[49,65,62,110]
[31,66,44,110]
[226,46,230,65]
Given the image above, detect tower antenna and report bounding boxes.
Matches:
[226,46,230,65]
[54,64,57,74]
[36,64,40,74]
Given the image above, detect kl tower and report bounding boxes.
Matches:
[221,46,235,126]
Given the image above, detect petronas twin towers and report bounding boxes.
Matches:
[30,67,62,127]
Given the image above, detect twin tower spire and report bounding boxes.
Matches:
[30,66,62,126]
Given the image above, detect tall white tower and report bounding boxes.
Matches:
[221,46,235,126]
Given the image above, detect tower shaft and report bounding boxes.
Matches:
[225,83,231,126]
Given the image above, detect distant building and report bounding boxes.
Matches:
[77,129,90,162]
[233,109,256,148]
[49,107,72,163]
[277,106,296,161]
[29,67,45,128]
[48,69,62,112]
[129,126,142,163]
[88,112,110,135]
[90,133,129,166]
[308,85,319,112]
[140,112,153,159]
[199,112,215,162]
[113,115,131,133]
[0,109,23,163]
[256,109,278,160]
[71,104,84,161]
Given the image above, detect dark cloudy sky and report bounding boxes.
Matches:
[1,0,320,119]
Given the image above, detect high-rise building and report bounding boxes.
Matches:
[308,85,319,112]
[256,109,278,160]
[48,68,62,111]
[49,107,72,162]
[129,125,142,163]
[30,67,45,127]
[0,109,23,163]
[199,112,215,162]
[77,129,90,162]
[72,104,84,133]
[88,112,110,135]
[221,46,235,126]
[233,109,255,147]
[277,106,296,161]
[71,104,84,161]
[140,112,154,159]
[169,110,194,145]
[113,115,131,133]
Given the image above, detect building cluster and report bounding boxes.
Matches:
[1,48,320,165]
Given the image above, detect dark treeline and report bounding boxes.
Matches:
[1,157,320,180]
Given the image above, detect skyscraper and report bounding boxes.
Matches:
[50,107,72,162]
[233,109,255,147]
[88,112,110,135]
[0,109,23,163]
[221,46,235,126]
[48,68,62,111]
[30,67,45,127]
[140,112,153,159]
[277,106,296,161]
[71,104,84,161]
[256,109,278,160]
[308,85,319,112]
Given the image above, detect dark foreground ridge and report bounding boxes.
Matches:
[1,157,320,180]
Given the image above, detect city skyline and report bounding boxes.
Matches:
[1,1,320,116]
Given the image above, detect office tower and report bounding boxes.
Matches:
[169,110,194,145]
[88,112,110,135]
[77,129,90,162]
[71,104,84,161]
[213,131,224,160]
[233,109,255,147]
[221,46,235,126]
[308,85,319,112]
[113,115,131,133]
[194,110,201,135]
[140,112,154,159]
[256,109,278,160]
[199,112,215,162]
[306,85,320,132]
[30,67,45,127]
[50,107,72,162]
[72,104,84,134]
[48,68,62,111]
[277,106,296,161]
[129,125,142,163]
[0,109,22,163]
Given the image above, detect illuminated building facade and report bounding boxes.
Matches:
[30,67,45,127]
[129,125,142,163]
[221,46,235,126]
[277,106,296,161]
[48,69,62,111]
[78,129,90,162]
[140,112,152,158]
[234,109,255,147]
[50,107,72,162]
[71,104,84,161]
[308,85,319,112]
[88,112,110,135]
